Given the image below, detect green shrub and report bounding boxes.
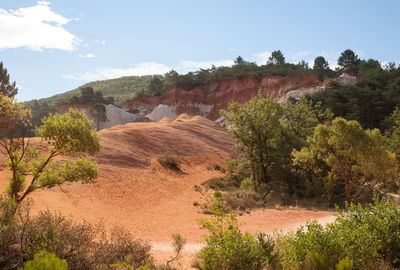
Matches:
[202,172,243,191]
[223,190,264,211]
[277,195,400,269]
[0,202,153,270]
[20,251,68,270]
[212,164,225,173]
[157,153,180,170]
[197,199,277,269]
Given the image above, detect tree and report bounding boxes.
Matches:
[221,93,285,191]
[268,50,285,65]
[338,49,360,72]
[292,117,397,204]
[234,56,245,65]
[281,97,333,150]
[0,95,101,207]
[79,87,95,104]
[313,56,331,81]
[89,103,108,130]
[0,62,18,98]
[145,77,164,96]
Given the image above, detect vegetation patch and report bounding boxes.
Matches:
[157,153,181,170]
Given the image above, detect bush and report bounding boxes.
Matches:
[277,195,400,269]
[202,172,243,192]
[157,153,181,170]
[20,251,68,270]
[197,197,277,269]
[0,202,153,270]
[223,190,264,211]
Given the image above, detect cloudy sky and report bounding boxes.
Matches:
[1,0,399,101]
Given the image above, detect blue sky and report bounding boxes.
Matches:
[0,0,399,101]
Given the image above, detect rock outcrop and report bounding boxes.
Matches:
[123,74,322,121]
[57,103,138,130]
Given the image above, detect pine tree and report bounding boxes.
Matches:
[0,62,18,98]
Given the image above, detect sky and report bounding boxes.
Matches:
[0,0,399,101]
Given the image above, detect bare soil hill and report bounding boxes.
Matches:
[0,115,334,268]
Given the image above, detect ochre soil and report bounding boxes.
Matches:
[0,115,335,269]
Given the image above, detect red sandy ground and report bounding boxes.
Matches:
[0,115,335,269]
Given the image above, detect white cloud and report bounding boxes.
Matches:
[63,62,171,81]
[291,51,311,61]
[251,51,271,64]
[179,60,234,73]
[63,59,236,82]
[227,48,235,52]
[0,1,80,51]
[78,53,95,58]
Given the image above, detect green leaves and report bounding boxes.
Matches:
[1,104,101,205]
[61,157,98,184]
[293,117,398,204]
[278,196,400,269]
[36,108,101,155]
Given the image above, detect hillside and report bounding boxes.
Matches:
[26,75,157,108]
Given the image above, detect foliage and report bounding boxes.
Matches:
[0,62,18,98]
[69,87,114,105]
[337,49,360,72]
[165,234,186,266]
[145,77,165,97]
[277,195,400,269]
[89,103,108,130]
[384,107,400,167]
[197,196,277,270]
[0,203,153,270]
[26,75,156,108]
[313,56,332,81]
[221,93,285,192]
[267,50,285,65]
[292,117,398,204]
[221,94,331,202]
[157,153,180,170]
[20,251,68,270]
[0,98,101,206]
[311,50,400,131]
[281,97,333,150]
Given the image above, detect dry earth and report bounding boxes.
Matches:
[0,114,335,269]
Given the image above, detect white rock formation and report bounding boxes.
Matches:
[146,104,177,122]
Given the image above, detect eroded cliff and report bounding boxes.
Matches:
[122,74,322,121]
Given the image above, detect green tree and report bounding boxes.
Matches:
[0,62,18,98]
[0,95,101,207]
[145,77,164,96]
[20,251,68,270]
[221,93,284,191]
[79,87,95,104]
[281,98,333,150]
[384,107,400,169]
[89,103,108,130]
[268,50,285,65]
[293,117,397,204]
[313,56,331,81]
[338,49,360,72]
[234,56,245,65]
